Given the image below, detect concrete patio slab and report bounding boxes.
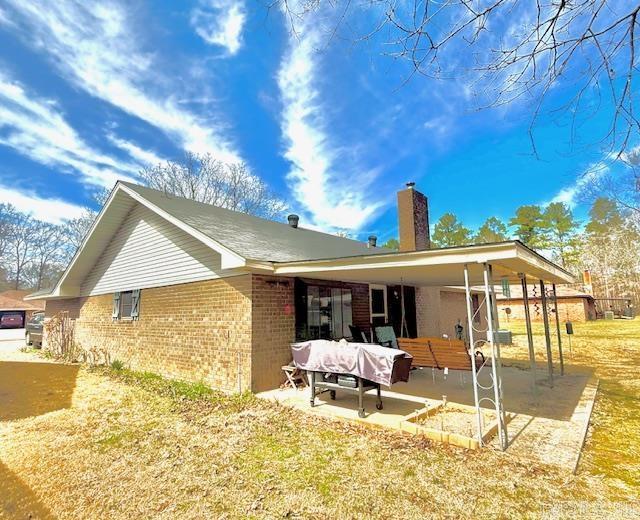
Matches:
[258,361,598,470]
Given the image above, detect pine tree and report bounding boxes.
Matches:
[543,202,580,268]
[381,238,400,250]
[509,205,547,249]
[585,198,624,234]
[431,213,472,248]
[474,216,509,244]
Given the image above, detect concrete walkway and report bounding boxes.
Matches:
[0,328,25,343]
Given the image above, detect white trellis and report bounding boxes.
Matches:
[463,262,508,451]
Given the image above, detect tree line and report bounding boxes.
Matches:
[383,198,640,304]
[0,203,83,291]
[2,151,638,306]
[0,153,285,292]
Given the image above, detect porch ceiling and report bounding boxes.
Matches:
[270,241,574,287]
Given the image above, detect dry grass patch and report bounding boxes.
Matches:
[501,318,640,495]
[1,335,639,518]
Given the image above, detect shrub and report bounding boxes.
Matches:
[110,359,125,371]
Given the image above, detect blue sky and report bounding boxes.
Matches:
[0,0,634,242]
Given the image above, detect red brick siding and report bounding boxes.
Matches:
[398,188,430,252]
[250,275,295,392]
[45,276,253,391]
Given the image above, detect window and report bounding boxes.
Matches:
[295,281,353,340]
[120,291,133,318]
[369,285,388,327]
[113,290,140,320]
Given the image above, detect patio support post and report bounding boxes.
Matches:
[519,274,537,393]
[483,263,508,451]
[552,284,565,376]
[539,280,554,387]
[488,265,501,332]
[463,263,484,445]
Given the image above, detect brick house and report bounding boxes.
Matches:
[30,181,572,392]
[497,285,597,323]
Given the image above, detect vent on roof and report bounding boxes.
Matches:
[287,214,299,228]
[368,235,377,248]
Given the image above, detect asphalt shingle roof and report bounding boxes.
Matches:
[122,182,387,263]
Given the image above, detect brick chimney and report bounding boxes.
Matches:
[397,182,430,252]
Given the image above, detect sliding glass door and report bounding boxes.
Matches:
[296,281,353,340]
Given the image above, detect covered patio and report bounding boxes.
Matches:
[260,241,588,461]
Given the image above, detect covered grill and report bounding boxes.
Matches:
[291,339,413,417]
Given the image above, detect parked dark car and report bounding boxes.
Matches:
[25,312,44,347]
[0,312,24,329]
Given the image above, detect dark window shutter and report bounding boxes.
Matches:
[112,292,121,319]
[131,289,140,319]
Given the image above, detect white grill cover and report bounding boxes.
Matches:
[291,339,412,387]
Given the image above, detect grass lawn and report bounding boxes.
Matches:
[1,319,639,519]
[501,317,640,493]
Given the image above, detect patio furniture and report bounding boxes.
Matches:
[281,363,308,389]
[397,336,486,374]
[349,324,370,343]
[291,339,413,418]
[374,325,399,348]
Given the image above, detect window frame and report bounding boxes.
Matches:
[295,280,354,341]
[120,291,134,320]
[369,284,388,324]
[113,289,140,321]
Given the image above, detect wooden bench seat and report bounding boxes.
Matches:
[397,336,485,372]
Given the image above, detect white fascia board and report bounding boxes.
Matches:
[118,184,246,269]
[245,260,276,272]
[273,243,519,276]
[515,244,575,284]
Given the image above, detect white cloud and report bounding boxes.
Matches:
[108,135,165,169]
[276,5,382,231]
[0,185,86,224]
[0,7,11,26]
[191,0,246,55]
[3,0,240,162]
[0,71,135,187]
[548,161,611,208]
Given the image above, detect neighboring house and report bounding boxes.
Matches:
[0,291,45,328]
[496,285,596,323]
[29,181,572,392]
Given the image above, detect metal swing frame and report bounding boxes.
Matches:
[462,264,566,451]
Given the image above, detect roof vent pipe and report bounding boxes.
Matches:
[368,235,377,248]
[287,214,299,228]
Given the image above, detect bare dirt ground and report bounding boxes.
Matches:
[1,323,639,519]
[416,407,496,437]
